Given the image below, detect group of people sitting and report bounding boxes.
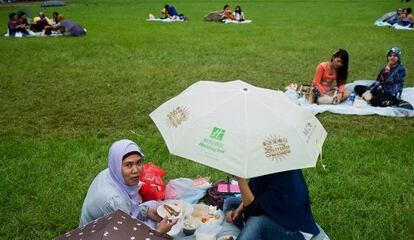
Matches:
[377,7,413,28]
[204,4,247,22]
[309,47,412,110]
[148,3,248,23]
[7,11,86,37]
[222,4,245,22]
[79,139,330,239]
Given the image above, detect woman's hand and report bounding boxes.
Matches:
[226,210,241,223]
[156,217,177,233]
[147,207,163,222]
[335,93,343,104]
[362,90,373,102]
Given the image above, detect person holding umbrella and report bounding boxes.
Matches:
[224,170,329,240]
[79,139,176,234]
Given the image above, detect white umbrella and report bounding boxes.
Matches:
[150,80,327,178]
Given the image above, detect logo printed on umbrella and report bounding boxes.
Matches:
[303,121,316,143]
[263,135,291,160]
[210,127,226,141]
[199,127,226,154]
[167,106,189,128]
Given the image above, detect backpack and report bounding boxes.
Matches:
[204,11,224,21]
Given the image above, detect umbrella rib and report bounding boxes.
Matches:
[243,89,249,178]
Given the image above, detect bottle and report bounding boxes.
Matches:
[349,91,356,106]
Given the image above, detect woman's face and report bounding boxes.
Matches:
[121,153,143,186]
[331,57,343,69]
[388,53,399,65]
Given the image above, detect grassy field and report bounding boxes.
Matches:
[1,0,414,239]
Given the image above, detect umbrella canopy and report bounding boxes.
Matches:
[55,210,172,240]
[150,80,327,178]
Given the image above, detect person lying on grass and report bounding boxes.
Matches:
[53,15,86,36]
[224,170,329,240]
[354,47,413,110]
[312,49,350,105]
[79,139,177,234]
[161,4,188,21]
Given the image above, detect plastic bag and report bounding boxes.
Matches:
[139,162,166,202]
[165,178,210,204]
[195,222,222,240]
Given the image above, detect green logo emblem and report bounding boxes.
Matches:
[210,127,226,141]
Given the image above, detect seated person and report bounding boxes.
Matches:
[233,5,245,21]
[79,139,176,234]
[312,49,350,104]
[223,4,236,21]
[224,170,329,240]
[354,47,413,110]
[30,12,52,33]
[8,12,30,36]
[398,8,413,27]
[51,11,60,25]
[53,15,86,36]
[17,11,30,30]
[161,4,181,20]
[382,8,403,25]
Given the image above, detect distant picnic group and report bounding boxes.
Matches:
[147,3,251,23]
[375,7,414,30]
[6,11,86,37]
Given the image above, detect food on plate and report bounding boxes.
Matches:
[192,204,221,223]
[163,204,180,217]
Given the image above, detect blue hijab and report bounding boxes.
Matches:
[108,139,145,217]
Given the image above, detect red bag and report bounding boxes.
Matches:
[139,162,166,202]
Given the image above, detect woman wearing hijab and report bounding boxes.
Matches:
[224,170,329,240]
[79,139,176,233]
[354,47,412,110]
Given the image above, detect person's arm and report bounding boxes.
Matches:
[147,207,163,222]
[237,177,265,217]
[237,177,254,206]
[385,66,405,85]
[312,64,326,94]
[226,201,245,222]
[156,217,177,233]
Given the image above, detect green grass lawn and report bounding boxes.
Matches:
[1,0,413,239]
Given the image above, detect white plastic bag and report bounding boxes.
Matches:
[195,222,222,240]
[165,178,210,204]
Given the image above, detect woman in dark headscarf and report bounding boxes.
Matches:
[79,139,176,233]
[355,47,412,109]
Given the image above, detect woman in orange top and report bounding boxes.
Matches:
[223,4,236,21]
[312,49,350,104]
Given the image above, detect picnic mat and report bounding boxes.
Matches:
[374,20,414,30]
[146,18,185,22]
[222,19,252,24]
[285,80,414,117]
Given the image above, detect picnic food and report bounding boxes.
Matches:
[182,219,197,236]
[163,204,180,217]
